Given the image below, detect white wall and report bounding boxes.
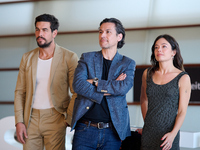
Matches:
[1,28,200,132]
[0,0,200,142]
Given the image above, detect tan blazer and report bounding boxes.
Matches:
[14,44,78,128]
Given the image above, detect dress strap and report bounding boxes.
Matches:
[177,71,188,80]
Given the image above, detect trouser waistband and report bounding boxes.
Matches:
[79,119,112,129]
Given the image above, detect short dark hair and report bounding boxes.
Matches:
[35,14,59,32]
[100,18,125,49]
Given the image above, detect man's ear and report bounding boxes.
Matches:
[117,33,123,42]
[53,29,58,38]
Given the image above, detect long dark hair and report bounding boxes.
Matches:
[99,18,125,49]
[148,34,184,80]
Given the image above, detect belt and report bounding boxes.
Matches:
[79,120,111,129]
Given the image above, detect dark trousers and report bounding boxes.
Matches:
[120,131,141,150]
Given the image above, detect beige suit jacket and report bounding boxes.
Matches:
[14,44,78,128]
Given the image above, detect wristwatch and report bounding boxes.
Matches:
[92,77,98,86]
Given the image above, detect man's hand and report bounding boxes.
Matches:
[116,73,126,81]
[135,128,143,135]
[87,79,98,86]
[87,79,93,84]
[87,73,126,84]
[16,122,28,144]
[87,73,126,96]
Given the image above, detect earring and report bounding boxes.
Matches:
[172,56,174,59]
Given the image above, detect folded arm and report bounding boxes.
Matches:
[96,60,135,96]
[73,54,135,103]
[72,55,104,103]
[87,73,127,96]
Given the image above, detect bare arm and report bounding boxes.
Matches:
[140,69,148,120]
[161,74,191,150]
[136,69,148,135]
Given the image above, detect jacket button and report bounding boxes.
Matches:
[86,106,89,109]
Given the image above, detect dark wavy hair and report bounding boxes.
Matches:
[99,18,125,49]
[35,14,59,32]
[148,34,184,79]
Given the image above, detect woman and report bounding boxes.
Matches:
[139,34,191,150]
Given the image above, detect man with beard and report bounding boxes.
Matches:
[14,14,78,150]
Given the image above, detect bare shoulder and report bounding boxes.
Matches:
[179,73,191,87]
[180,73,190,82]
[142,68,149,80]
[143,68,148,76]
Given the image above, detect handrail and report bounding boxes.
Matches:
[0,24,200,38]
[0,68,19,71]
[0,101,14,104]
[0,0,50,5]
[127,102,200,106]
[0,64,199,72]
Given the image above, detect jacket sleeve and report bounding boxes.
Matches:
[72,53,104,104]
[14,54,26,125]
[65,52,79,125]
[97,59,136,96]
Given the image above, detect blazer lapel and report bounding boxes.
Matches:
[107,51,122,79]
[50,44,62,84]
[93,51,103,79]
[32,49,39,93]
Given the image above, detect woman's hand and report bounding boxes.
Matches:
[160,132,176,150]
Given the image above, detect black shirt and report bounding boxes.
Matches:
[82,58,112,123]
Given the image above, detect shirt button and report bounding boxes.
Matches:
[86,106,89,109]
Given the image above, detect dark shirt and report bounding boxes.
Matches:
[82,58,112,123]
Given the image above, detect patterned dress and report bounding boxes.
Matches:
[141,71,187,150]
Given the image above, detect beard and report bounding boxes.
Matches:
[36,36,52,48]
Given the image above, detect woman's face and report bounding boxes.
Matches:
[154,38,176,63]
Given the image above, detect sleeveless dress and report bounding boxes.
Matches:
[141,71,187,150]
